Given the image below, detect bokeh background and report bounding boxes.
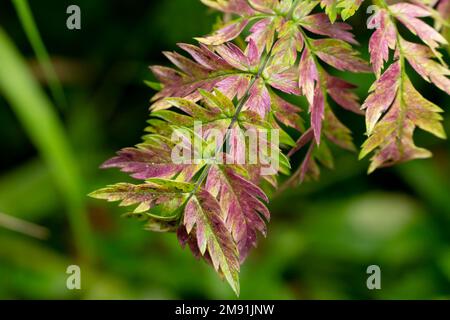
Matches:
[0,0,450,299]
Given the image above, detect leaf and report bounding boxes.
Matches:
[243,78,271,117]
[298,47,319,105]
[0,28,94,260]
[196,18,249,46]
[270,20,303,71]
[319,0,363,22]
[150,43,250,110]
[248,0,277,14]
[401,39,450,94]
[360,74,446,172]
[12,0,67,110]
[163,51,210,78]
[215,41,255,71]
[323,105,356,151]
[89,179,194,220]
[144,218,179,233]
[320,0,339,23]
[288,142,320,184]
[246,17,278,56]
[288,127,314,157]
[437,0,450,23]
[91,178,241,295]
[200,0,255,15]
[287,104,355,184]
[311,86,325,143]
[338,0,363,20]
[269,90,304,131]
[100,136,201,181]
[293,1,320,19]
[326,74,362,114]
[362,61,401,134]
[299,13,358,44]
[266,67,301,95]
[177,43,231,71]
[149,90,293,177]
[184,188,240,295]
[154,90,247,136]
[390,2,447,49]
[205,165,269,262]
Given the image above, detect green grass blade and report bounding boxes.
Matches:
[0,28,94,262]
[0,212,49,239]
[12,0,67,110]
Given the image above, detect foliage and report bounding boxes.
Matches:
[361,1,449,171]
[0,28,94,262]
[90,0,450,295]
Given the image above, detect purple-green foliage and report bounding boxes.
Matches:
[90,0,450,295]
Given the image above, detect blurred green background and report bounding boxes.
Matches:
[0,0,450,299]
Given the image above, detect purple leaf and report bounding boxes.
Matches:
[245,39,260,68]
[389,3,431,18]
[390,3,447,49]
[216,75,251,100]
[438,0,450,20]
[184,188,240,295]
[205,165,269,262]
[200,0,255,15]
[267,67,301,95]
[311,87,325,144]
[288,128,314,157]
[289,142,319,185]
[326,75,363,115]
[298,48,318,105]
[101,136,201,181]
[177,43,231,70]
[362,61,401,134]
[361,73,446,172]
[401,39,450,94]
[313,39,371,73]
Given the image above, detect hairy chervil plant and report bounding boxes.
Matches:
[90,0,449,295]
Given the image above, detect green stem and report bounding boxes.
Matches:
[12,0,67,110]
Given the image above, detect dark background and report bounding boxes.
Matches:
[0,0,449,299]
